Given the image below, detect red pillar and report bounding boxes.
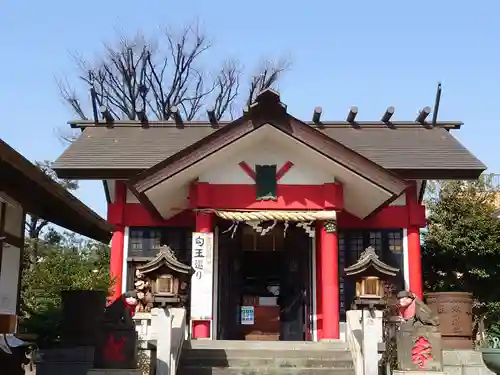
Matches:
[406,183,423,299]
[407,228,423,299]
[109,181,126,302]
[192,211,214,339]
[318,221,340,339]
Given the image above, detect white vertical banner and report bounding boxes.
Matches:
[190,232,214,320]
[0,243,21,315]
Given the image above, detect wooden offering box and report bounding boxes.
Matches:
[241,304,280,341]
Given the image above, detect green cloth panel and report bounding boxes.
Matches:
[255,164,277,201]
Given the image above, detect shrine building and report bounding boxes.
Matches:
[53,89,486,342]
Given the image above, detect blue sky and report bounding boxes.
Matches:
[1,0,498,218]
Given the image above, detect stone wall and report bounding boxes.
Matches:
[443,350,494,375]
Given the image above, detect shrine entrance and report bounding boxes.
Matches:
[216,221,313,341]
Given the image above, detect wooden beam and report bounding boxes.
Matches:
[90,88,99,124]
[99,105,114,127]
[276,161,294,181]
[312,107,322,123]
[415,106,431,124]
[206,108,218,127]
[238,161,256,181]
[346,106,358,123]
[431,83,442,127]
[137,110,149,128]
[381,106,395,122]
[171,106,183,127]
[68,119,465,130]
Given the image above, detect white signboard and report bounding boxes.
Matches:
[241,306,255,325]
[190,232,214,320]
[0,243,20,315]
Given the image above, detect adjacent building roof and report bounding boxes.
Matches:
[0,139,113,243]
[53,94,486,181]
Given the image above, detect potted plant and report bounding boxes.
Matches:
[481,333,500,374]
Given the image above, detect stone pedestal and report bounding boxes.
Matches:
[397,324,443,372]
[361,309,383,375]
[94,328,138,369]
[35,346,95,375]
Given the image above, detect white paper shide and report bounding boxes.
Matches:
[190,232,214,320]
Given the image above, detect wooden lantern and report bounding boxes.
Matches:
[133,246,193,308]
[356,276,384,299]
[344,246,400,309]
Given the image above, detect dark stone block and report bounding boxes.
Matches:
[35,346,95,375]
[61,290,106,346]
[94,328,138,369]
[35,346,95,363]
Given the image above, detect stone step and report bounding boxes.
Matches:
[182,349,353,361]
[180,356,354,368]
[185,340,349,351]
[179,366,355,375]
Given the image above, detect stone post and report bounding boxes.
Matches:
[151,308,172,375]
[361,308,383,375]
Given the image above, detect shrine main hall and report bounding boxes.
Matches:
[53,89,485,342]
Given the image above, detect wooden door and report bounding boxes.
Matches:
[216,226,243,340]
[280,225,311,341]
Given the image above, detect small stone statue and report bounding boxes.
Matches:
[397,290,440,327]
[134,270,154,313]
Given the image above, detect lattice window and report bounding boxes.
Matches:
[369,231,383,255]
[150,230,162,249]
[128,227,191,259]
[130,230,144,250]
[348,231,364,264]
[387,231,403,254]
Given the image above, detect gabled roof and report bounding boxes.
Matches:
[130,89,407,201]
[53,101,486,181]
[0,139,113,243]
[136,246,192,275]
[344,246,400,278]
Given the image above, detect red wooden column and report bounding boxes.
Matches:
[406,184,423,299]
[317,221,340,339]
[109,181,127,302]
[192,211,214,339]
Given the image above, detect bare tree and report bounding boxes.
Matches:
[58,24,290,133]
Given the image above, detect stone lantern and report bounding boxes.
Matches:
[344,246,401,375]
[344,246,400,310]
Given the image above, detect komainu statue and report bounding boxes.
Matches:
[394,290,443,372]
[397,290,440,327]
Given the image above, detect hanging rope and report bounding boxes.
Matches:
[199,209,336,222]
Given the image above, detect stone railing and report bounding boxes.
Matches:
[346,310,363,375]
[133,307,187,375]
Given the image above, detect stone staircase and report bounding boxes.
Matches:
[178,340,355,375]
